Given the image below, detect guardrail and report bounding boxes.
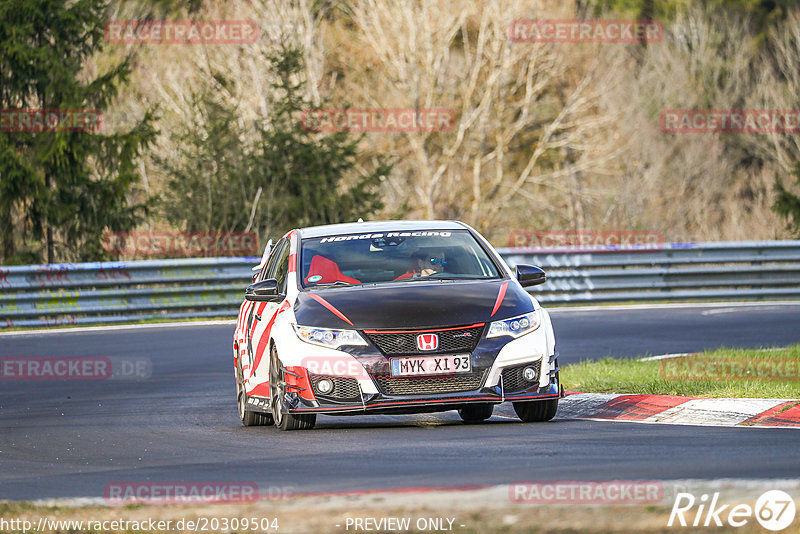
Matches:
[1,241,799,328]
[500,240,800,304]
[0,258,250,328]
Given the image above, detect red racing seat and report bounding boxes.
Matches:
[304,255,361,285]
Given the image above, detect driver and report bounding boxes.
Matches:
[394,250,447,280]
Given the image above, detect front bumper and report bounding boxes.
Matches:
[283,358,562,416]
[289,388,561,416]
[262,311,560,416]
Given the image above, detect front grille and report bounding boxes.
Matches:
[309,373,362,403]
[373,369,488,396]
[501,361,542,393]
[364,325,484,356]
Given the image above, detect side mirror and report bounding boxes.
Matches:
[516,264,547,287]
[245,279,283,302]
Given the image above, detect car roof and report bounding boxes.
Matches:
[297,220,468,239]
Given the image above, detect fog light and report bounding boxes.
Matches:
[523,366,538,382]
[317,378,333,394]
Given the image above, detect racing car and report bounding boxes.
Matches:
[233,220,562,430]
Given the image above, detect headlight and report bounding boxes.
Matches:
[292,324,368,349]
[486,310,541,339]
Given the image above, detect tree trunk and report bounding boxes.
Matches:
[45,172,54,264]
[0,201,14,262]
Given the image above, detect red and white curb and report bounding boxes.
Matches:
[559,393,800,428]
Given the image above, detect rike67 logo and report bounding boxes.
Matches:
[668,490,796,531]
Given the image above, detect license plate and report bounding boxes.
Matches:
[390,354,472,377]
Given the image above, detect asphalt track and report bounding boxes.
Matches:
[1,303,799,501]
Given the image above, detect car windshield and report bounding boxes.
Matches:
[300,229,501,288]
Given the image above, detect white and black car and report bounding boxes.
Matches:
[233,220,562,430]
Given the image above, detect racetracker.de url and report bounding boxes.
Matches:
[0,516,279,532]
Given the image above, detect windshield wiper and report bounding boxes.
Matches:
[309,280,356,288]
[397,276,460,282]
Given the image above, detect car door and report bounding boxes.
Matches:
[245,238,290,392]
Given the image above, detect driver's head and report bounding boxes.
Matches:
[410,250,446,272]
[410,251,427,272]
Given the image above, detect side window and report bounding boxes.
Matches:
[255,261,269,283]
[273,243,291,295]
[259,239,286,282]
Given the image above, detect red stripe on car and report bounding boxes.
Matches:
[239,301,252,337]
[237,301,247,333]
[285,365,315,401]
[306,293,354,326]
[247,382,270,397]
[490,281,509,317]
[249,301,267,338]
[252,301,291,372]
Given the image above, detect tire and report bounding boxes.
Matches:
[513,398,558,422]
[269,345,316,431]
[236,366,274,427]
[458,403,494,423]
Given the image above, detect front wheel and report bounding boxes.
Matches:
[269,345,316,431]
[236,366,273,426]
[513,398,558,422]
[458,403,494,423]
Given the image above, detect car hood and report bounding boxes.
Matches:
[294,279,534,330]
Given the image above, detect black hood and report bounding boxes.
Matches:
[294,279,534,330]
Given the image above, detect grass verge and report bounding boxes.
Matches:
[561,345,800,398]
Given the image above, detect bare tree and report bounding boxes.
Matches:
[96,0,796,244]
[600,6,787,241]
[342,0,621,240]
[751,10,800,175]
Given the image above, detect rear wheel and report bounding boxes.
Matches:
[513,398,558,422]
[269,345,316,431]
[458,403,494,423]
[236,365,273,426]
